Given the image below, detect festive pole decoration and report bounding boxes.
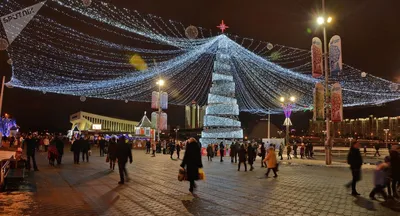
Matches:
[151,91,159,109]
[160,92,168,110]
[331,83,343,122]
[283,104,293,126]
[0,1,46,45]
[313,82,325,121]
[361,72,367,78]
[266,43,274,50]
[311,37,323,78]
[217,20,229,33]
[160,112,168,130]
[329,35,343,76]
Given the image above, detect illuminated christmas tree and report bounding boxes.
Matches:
[200,39,243,146]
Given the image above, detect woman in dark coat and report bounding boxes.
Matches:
[238,144,247,171]
[345,142,363,196]
[260,143,266,167]
[247,144,254,171]
[181,137,203,194]
[389,145,400,198]
[206,144,213,161]
[108,137,118,170]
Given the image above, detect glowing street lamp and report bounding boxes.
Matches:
[156,79,165,142]
[280,96,296,146]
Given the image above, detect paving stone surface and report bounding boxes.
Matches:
[1,149,399,216]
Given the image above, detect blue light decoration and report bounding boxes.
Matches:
[0,117,17,137]
[0,0,399,117]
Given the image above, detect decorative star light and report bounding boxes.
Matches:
[217,20,229,33]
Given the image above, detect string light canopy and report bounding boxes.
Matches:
[2,0,400,115]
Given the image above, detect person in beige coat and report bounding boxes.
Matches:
[263,147,278,178]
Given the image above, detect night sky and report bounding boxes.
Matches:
[0,0,399,133]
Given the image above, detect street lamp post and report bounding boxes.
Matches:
[317,0,334,165]
[174,127,180,142]
[280,96,296,146]
[383,129,389,148]
[156,79,165,142]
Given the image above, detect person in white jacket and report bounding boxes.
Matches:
[43,136,50,152]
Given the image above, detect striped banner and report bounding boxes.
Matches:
[312,37,323,78]
[313,82,325,121]
[331,83,343,122]
[329,35,343,76]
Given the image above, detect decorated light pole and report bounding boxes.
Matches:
[151,79,167,142]
[313,0,343,165]
[280,96,296,146]
[383,129,389,148]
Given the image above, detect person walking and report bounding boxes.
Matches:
[309,143,314,158]
[300,143,305,159]
[369,157,390,200]
[293,142,298,158]
[230,142,236,163]
[53,135,64,165]
[264,147,277,178]
[180,137,203,194]
[374,142,381,157]
[260,143,267,167]
[71,136,83,164]
[25,133,39,171]
[238,144,247,171]
[363,145,367,157]
[305,142,310,159]
[116,137,133,184]
[287,145,292,160]
[176,142,181,159]
[151,141,156,157]
[146,140,151,154]
[214,144,218,157]
[43,136,50,152]
[108,137,117,170]
[219,142,225,162]
[99,136,106,157]
[169,141,175,159]
[207,144,213,161]
[345,141,363,196]
[278,144,283,160]
[81,136,90,162]
[247,144,254,171]
[389,145,400,198]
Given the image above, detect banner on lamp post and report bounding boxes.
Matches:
[311,37,323,78]
[151,91,159,109]
[313,82,325,121]
[331,83,343,122]
[160,92,168,110]
[329,35,343,76]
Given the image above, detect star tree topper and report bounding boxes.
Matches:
[217,20,229,33]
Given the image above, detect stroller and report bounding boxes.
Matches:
[47,145,59,166]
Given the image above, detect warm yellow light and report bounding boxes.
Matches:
[279,97,285,102]
[317,16,325,25]
[327,17,333,23]
[290,96,296,102]
[156,79,165,86]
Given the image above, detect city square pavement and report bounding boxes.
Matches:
[1,149,399,216]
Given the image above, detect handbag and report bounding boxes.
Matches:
[178,168,187,181]
[199,168,206,180]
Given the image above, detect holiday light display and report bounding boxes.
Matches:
[200,39,243,145]
[1,0,399,116]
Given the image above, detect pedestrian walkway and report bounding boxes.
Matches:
[1,149,399,216]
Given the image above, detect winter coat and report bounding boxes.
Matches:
[238,146,246,162]
[287,146,292,154]
[260,146,266,157]
[53,137,64,155]
[176,144,181,152]
[181,140,203,181]
[25,138,37,156]
[206,146,213,156]
[347,147,363,170]
[71,139,82,153]
[81,139,91,152]
[390,150,400,180]
[108,140,117,160]
[169,142,175,152]
[116,139,132,163]
[230,143,236,157]
[247,145,254,164]
[264,149,277,168]
[374,162,389,186]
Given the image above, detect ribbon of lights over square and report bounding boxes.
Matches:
[1,0,399,116]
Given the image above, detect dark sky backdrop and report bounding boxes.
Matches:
[0,0,399,133]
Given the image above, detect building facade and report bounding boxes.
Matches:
[70,111,139,133]
[309,115,400,140]
[185,103,206,129]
